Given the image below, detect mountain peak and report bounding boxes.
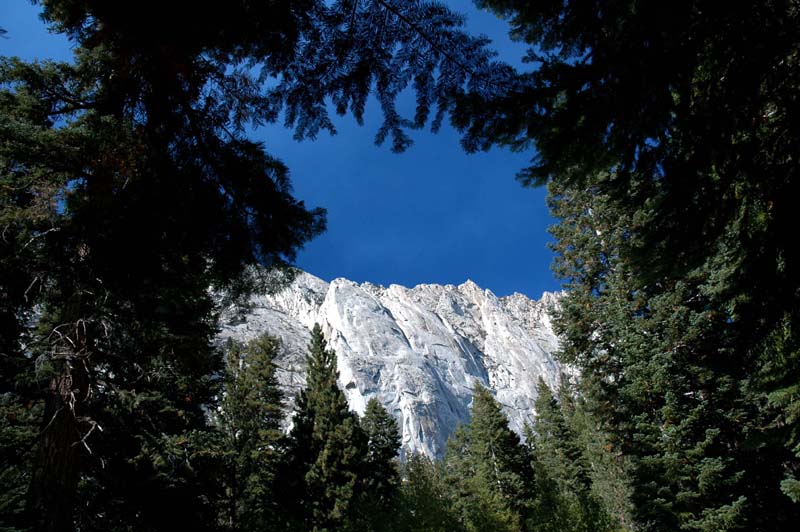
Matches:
[219,271,564,458]
[457,278,481,292]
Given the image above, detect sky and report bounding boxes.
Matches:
[0,1,561,299]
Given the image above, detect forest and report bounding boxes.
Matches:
[2,0,799,531]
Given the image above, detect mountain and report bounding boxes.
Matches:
[218,271,565,459]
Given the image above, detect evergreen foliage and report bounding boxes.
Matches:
[0,395,39,532]
[1,1,499,529]
[215,335,285,531]
[398,453,460,532]
[283,324,366,531]
[556,379,634,530]
[442,383,532,532]
[547,175,798,531]
[3,0,798,530]
[447,1,800,530]
[352,397,402,530]
[528,379,614,532]
[360,398,401,504]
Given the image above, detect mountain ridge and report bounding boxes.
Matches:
[219,271,565,458]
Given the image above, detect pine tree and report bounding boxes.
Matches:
[215,334,285,531]
[547,178,784,531]
[398,453,460,532]
[1,38,321,532]
[361,398,401,505]
[352,397,402,530]
[529,379,614,532]
[283,324,366,532]
[1,1,502,529]
[557,378,634,531]
[523,423,572,532]
[469,385,532,519]
[442,383,532,532]
[449,1,800,529]
[0,394,40,532]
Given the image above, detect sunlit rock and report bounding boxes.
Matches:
[219,271,564,459]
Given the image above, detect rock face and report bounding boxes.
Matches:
[219,271,564,459]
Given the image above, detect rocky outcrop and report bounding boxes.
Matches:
[219,271,563,459]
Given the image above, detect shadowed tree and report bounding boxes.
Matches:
[528,379,614,532]
[442,383,532,531]
[360,398,401,506]
[215,334,285,531]
[282,324,366,531]
[399,452,461,532]
[447,1,800,529]
[0,1,508,529]
[352,397,402,531]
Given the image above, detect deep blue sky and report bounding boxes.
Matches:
[1,1,560,299]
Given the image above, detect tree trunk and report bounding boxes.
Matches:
[27,353,90,532]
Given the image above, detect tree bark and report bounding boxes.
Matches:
[27,352,90,532]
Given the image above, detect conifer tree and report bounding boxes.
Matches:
[1,1,501,529]
[442,383,532,532]
[546,177,797,531]
[0,394,39,531]
[215,335,285,531]
[469,384,532,517]
[360,398,401,506]
[523,423,572,532]
[529,379,614,532]
[556,378,634,531]
[450,1,800,529]
[399,453,460,532]
[283,324,366,532]
[352,397,402,530]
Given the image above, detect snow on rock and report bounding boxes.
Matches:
[218,271,565,459]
